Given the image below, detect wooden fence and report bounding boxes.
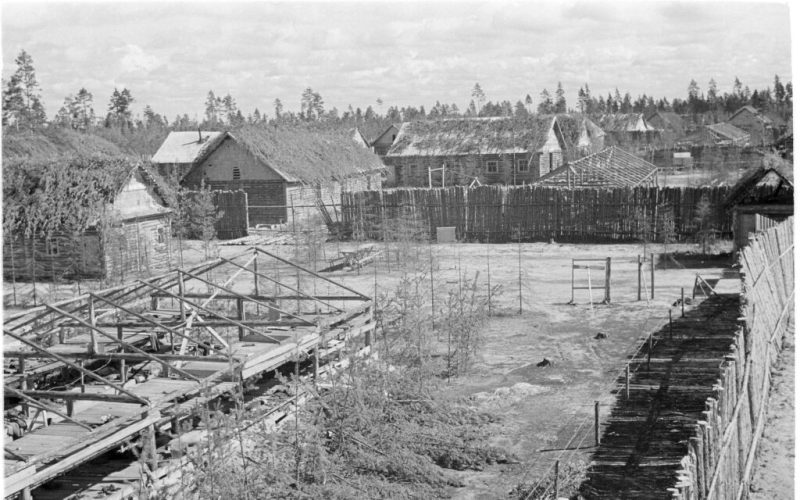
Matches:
[212,190,249,240]
[671,218,794,499]
[341,185,732,243]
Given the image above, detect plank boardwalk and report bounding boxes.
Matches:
[580,294,741,499]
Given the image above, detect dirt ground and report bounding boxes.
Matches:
[4,236,755,498]
[748,317,795,500]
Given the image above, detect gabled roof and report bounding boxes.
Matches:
[729,106,786,127]
[186,126,385,184]
[706,122,750,143]
[597,114,660,133]
[534,146,659,188]
[725,160,794,208]
[646,111,686,135]
[370,124,401,146]
[151,131,226,165]
[386,116,556,157]
[351,128,370,148]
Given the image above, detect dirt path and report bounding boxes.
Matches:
[748,318,795,500]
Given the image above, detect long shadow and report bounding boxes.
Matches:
[579,293,741,500]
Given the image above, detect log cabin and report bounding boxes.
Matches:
[724,161,793,250]
[152,127,385,226]
[727,105,787,147]
[3,165,173,281]
[382,115,604,187]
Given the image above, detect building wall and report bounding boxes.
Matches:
[186,136,283,185]
[729,112,773,146]
[3,216,172,281]
[103,216,173,281]
[207,179,288,226]
[385,153,540,187]
[372,126,399,156]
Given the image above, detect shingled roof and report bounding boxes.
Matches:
[724,160,794,208]
[387,116,574,157]
[534,146,659,188]
[151,131,226,165]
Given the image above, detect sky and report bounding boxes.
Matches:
[1,1,793,121]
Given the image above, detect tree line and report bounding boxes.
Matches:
[2,48,793,145]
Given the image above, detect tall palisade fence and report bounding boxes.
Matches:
[341,186,732,243]
[671,219,794,500]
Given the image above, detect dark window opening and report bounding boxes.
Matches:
[46,238,59,256]
[232,166,241,180]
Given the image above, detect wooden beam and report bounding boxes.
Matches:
[46,302,200,383]
[87,293,218,355]
[136,280,282,343]
[4,350,237,363]
[19,390,144,404]
[254,247,370,300]
[4,386,92,429]
[220,257,345,313]
[179,269,315,326]
[4,329,149,405]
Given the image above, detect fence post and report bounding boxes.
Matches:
[605,257,611,303]
[650,253,655,300]
[669,309,673,339]
[626,363,630,399]
[554,460,560,498]
[595,400,600,446]
[637,255,642,301]
[681,288,685,317]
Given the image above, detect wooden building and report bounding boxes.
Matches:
[153,127,384,226]
[725,162,793,250]
[382,115,604,187]
[727,105,787,146]
[3,166,173,281]
[597,113,663,150]
[534,146,659,188]
[705,122,750,146]
[370,124,400,157]
[645,110,686,147]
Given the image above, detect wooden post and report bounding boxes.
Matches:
[637,255,642,301]
[237,298,245,341]
[88,296,98,354]
[253,252,260,315]
[66,400,74,417]
[650,253,655,300]
[625,364,630,399]
[21,374,29,417]
[605,257,611,303]
[313,347,319,380]
[17,355,25,375]
[171,416,180,435]
[21,487,32,500]
[594,400,600,446]
[79,361,85,393]
[150,294,158,311]
[146,424,158,473]
[554,460,560,498]
[117,325,126,383]
[669,309,673,339]
[681,287,685,317]
[647,333,652,370]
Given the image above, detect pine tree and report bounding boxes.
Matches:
[537,89,553,114]
[204,90,218,125]
[471,83,486,109]
[2,50,46,128]
[524,94,533,113]
[555,82,566,113]
[274,98,284,120]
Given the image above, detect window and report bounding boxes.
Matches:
[485,160,498,173]
[156,227,166,244]
[517,159,529,172]
[232,166,241,180]
[46,237,59,256]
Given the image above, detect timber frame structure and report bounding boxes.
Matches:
[3,247,375,499]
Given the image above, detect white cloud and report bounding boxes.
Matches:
[118,44,163,74]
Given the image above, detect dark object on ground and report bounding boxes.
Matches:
[594,332,608,340]
[536,358,552,367]
[673,297,693,307]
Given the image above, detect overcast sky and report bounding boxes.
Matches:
[1,1,793,121]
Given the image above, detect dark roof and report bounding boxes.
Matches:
[367,123,400,146]
[222,126,385,183]
[706,122,750,143]
[646,111,686,135]
[534,146,659,188]
[3,127,132,162]
[724,159,794,208]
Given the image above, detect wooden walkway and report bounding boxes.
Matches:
[579,294,741,499]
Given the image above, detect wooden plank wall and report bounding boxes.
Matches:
[212,190,249,240]
[670,218,794,500]
[342,185,732,243]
